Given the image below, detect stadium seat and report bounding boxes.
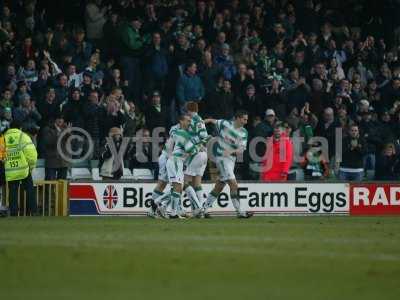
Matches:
[132,169,153,180]
[90,160,101,180]
[69,161,92,180]
[121,168,134,180]
[70,168,92,180]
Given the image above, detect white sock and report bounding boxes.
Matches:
[231,193,243,215]
[204,191,218,213]
[185,185,200,210]
[195,187,204,208]
[155,193,170,205]
[170,191,181,216]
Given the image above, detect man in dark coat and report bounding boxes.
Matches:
[41,115,70,180]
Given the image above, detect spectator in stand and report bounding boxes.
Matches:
[83,90,104,158]
[118,13,148,100]
[214,43,236,81]
[102,99,125,141]
[68,27,92,71]
[375,143,400,180]
[128,128,158,179]
[0,89,13,112]
[144,32,169,95]
[208,79,234,120]
[261,123,294,182]
[144,90,167,135]
[199,51,223,101]
[99,127,124,180]
[62,88,85,129]
[0,107,12,133]
[54,73,69,104]
[41,115,70,180]
[300,141,330,180]
[338,125,367,181]
[37,87,60,128]
[237,84,265,124]
[12,94,41,134]
[85,0,109,46]
[359,110,381,177]
[253,109,277,159]
[123,101,145,138]
[315,107,341,160]
[176,61,205,113]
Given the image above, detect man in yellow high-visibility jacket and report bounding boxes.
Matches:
[4,120,38,216]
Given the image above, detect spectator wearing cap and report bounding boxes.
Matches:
[144,90,167,134]
[41,115,70,180]
[118,13,148,100]
[253,109,277,159]
[176,61,205,112]
[338,125,367,181]
[214,43,236,81]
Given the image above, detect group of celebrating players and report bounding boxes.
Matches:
[149,102,253,219]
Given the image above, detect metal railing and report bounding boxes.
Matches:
[1,180,68,216]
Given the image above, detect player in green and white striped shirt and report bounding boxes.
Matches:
[165,114,199,218]
[203,110,253,218]
[183,102,210,217]
[148,124,180,218]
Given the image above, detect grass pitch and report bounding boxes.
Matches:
[1,217,400,300]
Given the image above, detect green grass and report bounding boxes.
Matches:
[1,217,400,300]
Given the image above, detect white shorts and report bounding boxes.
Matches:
[215,156,236,182]
[158,152,169,182]
[184,151,207,177]
[166,157,184,184]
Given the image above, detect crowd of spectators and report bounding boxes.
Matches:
[1,0,400,181]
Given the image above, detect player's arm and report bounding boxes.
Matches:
[184,137,198,156]
[164,136,175,157]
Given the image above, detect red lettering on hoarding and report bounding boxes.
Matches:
[350,184,400,215]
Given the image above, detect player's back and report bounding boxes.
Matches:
[214,119,248,157]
